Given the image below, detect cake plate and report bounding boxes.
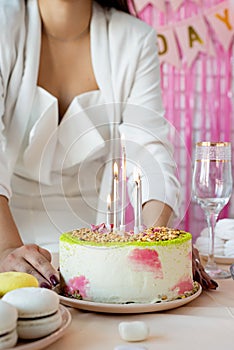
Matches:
[59,284,202,314]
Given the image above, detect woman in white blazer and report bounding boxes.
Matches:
[0,0,216,290]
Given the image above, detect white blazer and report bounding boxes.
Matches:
[0,0,181,221]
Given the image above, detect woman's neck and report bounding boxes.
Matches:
[38,0,92,41]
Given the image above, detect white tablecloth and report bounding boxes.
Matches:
[46,270,234,350]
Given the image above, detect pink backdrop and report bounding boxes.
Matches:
[136,0,234,239]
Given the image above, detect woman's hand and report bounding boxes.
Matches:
[192,246,218,290]
[0,244,59,288]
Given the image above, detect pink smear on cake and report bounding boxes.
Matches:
[171,277,193,294]
[188,251,192,260]
[67,275,89,298]
[129,248,163,278]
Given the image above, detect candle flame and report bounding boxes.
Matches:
[133,166,139,183]
[133,166,141,183]
[136,162,142,177]
[137,166,141,178]
[114,162,118,178]
[107,194,111,210]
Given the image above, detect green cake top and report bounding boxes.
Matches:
[60,226,192,247]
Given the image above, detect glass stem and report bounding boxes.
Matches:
[205,211,218,271]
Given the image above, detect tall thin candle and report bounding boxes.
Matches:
[133,167,139,234]
[120,134,126,232]
[137,167,143,231]
[106,194,111,231]
[113,162,119,232]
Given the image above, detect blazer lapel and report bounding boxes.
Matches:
[91,3,114,105]
[7,0,41,172]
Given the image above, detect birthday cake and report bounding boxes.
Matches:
[59,224,194,304]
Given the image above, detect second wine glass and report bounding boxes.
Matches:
[192,141,233,279]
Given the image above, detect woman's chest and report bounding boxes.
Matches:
[37,33,99,121]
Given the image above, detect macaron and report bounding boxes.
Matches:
[2,287,62,340]
[0,271,39,297]
[0,300,18,349]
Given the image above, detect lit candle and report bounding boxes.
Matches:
[106,194,111,231]
[120,134,126,232]
[113,162,119,232]
[133,167,139,234]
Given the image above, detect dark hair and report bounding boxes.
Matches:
[95,0,136,14]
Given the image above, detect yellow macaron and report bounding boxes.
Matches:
[0,272,39,297]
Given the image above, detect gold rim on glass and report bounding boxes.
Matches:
[196,141,231,147]
[196,159,230,162]
[195,141,232,161]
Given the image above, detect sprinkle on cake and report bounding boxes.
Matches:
[70,224,187,244]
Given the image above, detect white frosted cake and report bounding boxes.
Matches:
[59,225,194,304]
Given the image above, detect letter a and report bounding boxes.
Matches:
[188,26,204,48]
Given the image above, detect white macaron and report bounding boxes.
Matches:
[2,287,62,340]
[0,300,18,349]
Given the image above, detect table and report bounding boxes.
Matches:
[46,274,234,350]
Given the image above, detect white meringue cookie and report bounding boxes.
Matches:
[195,236,224,256]
[200,219,234,240]
[224,240,234,257]
[224,239,234,248]
[200,228,209,237]
[215,219,234,240]
[198,219,234,257]
[118,321,149,342]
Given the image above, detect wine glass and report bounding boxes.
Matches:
[192,141,233,279]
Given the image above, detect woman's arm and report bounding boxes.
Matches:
[0,196,23,252]
[142,200,173,227]
[0,196,59,288]
[0,32,59,288]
